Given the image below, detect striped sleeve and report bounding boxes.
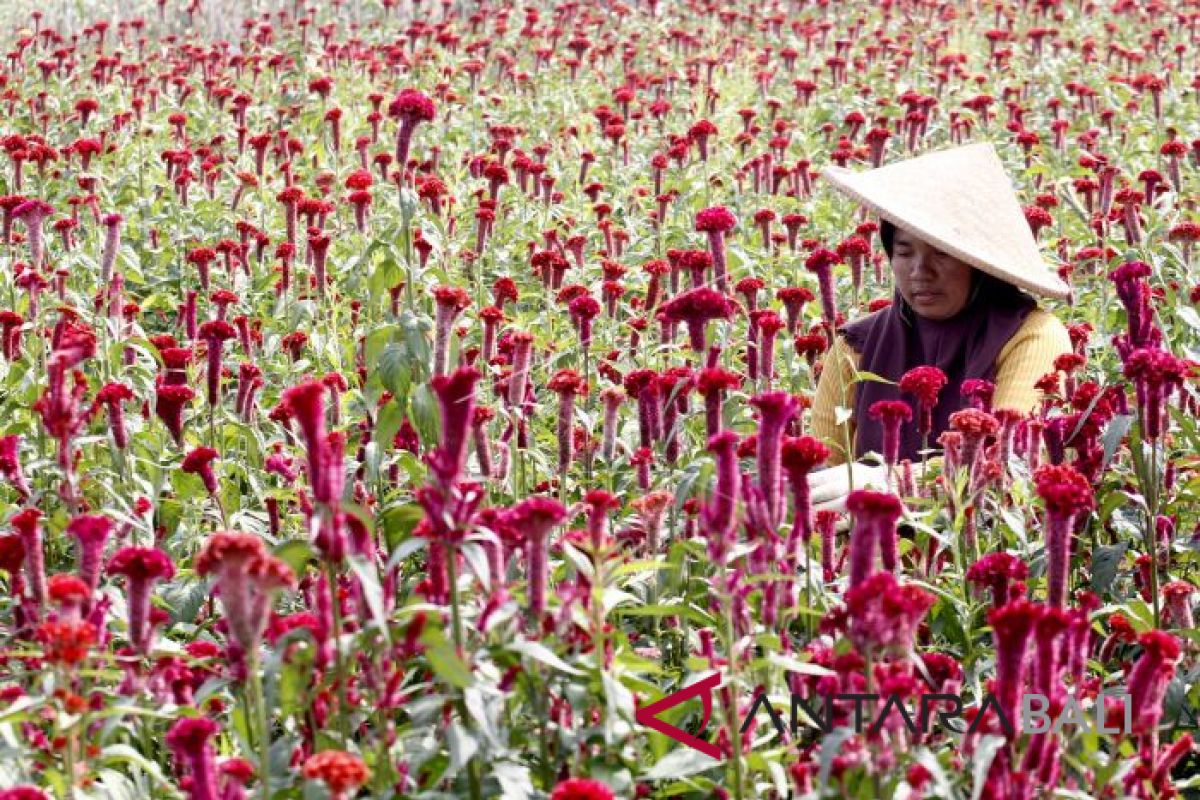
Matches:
[808,334,860,466]
[991,308,1074,414]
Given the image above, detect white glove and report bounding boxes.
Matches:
[807,461,892,514]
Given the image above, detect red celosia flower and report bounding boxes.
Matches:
[506,497,567,622]
[781,435,830,552]
[66,514,113,602]
[805,247,842,324]
[845,571,935,657]
[388,89,436,172]
[107,547,175,654]
[1034,463,1093,608]
[1127,630,1182,735]
[182,446,220,495]
[166,717,221,800]
[989,600,1043,735]
[550,778,615,800]
[303,750,370,799]
[845,490,903,587]
[750,391,801,528]
[195,531,295,656]
[155,382,196,445]
[867,400,913,467]
[966,552,1029,608]
[899,366,948,437]
[428,366,481,487]
[694,206,736,293]
[659,287,733,352]
[36,618,97,666]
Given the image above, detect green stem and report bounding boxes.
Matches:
[249,647,271,800]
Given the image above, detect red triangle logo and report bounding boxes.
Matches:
[634,671,723,759]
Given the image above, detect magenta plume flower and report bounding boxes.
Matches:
[182,446,220,495]
[694,206,736,293]
[659,287,733,352]
[899,366,948,439]
[749,391,801,528]
[845,490,903,588]
[781,435,830,557]
[66,514,113,603]
[106,547,175,654]
[989,600,1044,736]
[428,366,482,487]
[155,382,196,445]
[1033,463,1094,608]
[388,89,436,173]
[845,571,936,658]
[868,400,913,467]
[194,531,296,657]
[166,717,221,800]
[966,552,1029,608]
[506,497,567,623]
[805,247,841,325]
[1127,630,1181,735]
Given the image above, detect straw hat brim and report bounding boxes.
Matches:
[821,142,1071,301]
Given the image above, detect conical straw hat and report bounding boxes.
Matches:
[821,141,1071,300]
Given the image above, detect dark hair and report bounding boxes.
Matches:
[880,219,895,258]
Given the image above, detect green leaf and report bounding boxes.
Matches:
[509,639,584,676]
[641,744,721,781]
[347,554,391,644]
[273,540,317,576]
[375,397,405,452]
[427,644,474,688]
[1091,542,1126,594]
[411,382,440,448]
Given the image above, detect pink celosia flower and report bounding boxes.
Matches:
[899,366,948,439]
[182,446,220,495]
[845,490,903,587]
[505,497,567,622]
[166,717,221,800]
[66,514,113,603]
[428,367,482,487]
[749,391,800,527]
[106,547,175,654]
[845,571,935,658]
[694,206,736,293]
[659,287,734,353]
[1033,463,1094,608]
[867,400,913,468]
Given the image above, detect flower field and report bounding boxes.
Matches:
[1,0,1200,798]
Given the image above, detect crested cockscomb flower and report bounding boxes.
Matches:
[95,382,136,448]
[966,552,1029,608]
[507,332,535,409]
[949,408,999,491]
[694,206,737,293]
[549,778,615,800]
[548,369,586,477]
[1123,346,1188,441]
[66,514,113,603]
[623,369,662,449]
[194,531,296,657]
[781,435,830,556]
[845,571,935,658]
[695,366,742,438]
[13,199,53,268]
[805,248,841,325]
[432,285,470,376]
[428,366,481,487]
[388,89,436,174]
[702,430,741,559]
[1126,630,1181,735]
[303,751,370,800]
[0,434,31,500]
[1162,580,1197,630]
[599,387,623,462]
[659,287,734,353]
[754,310,786,386]
[568,294,601,349]
[198,320,236,407]
[899,366,948,438]
[12,508,46,611]
[166,717,221,800]
[1034,463,1093,608]
[750,391,801,528]
[155,382,195,445]
[868,400,913,467]
[632,490,674,555]
[989,600,1043,735]
[106,547,175,654]
[100,213,123,284]
[1108,260,1156,348]
[845,490,903,588]
[36,617,97,667]
[182,446,220,496]
[777,286,814,335]
[506,496,567,623]
[281,380,328,501]
[961,378,995,412]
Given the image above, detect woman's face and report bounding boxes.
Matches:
[890,227,975,320]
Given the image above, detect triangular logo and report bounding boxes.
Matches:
[634,672,723,759]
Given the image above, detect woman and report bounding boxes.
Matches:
[806,141,1074,511]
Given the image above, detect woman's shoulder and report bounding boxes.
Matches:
[1002,305,1073,353]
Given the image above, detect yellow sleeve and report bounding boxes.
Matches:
[809,335,860,466]
[991,308,1074,414]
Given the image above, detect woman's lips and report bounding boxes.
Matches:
[912,290,941,302]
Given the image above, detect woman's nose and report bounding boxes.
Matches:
[909,252,933,279]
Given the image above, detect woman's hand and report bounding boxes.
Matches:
[807,461,892,514]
